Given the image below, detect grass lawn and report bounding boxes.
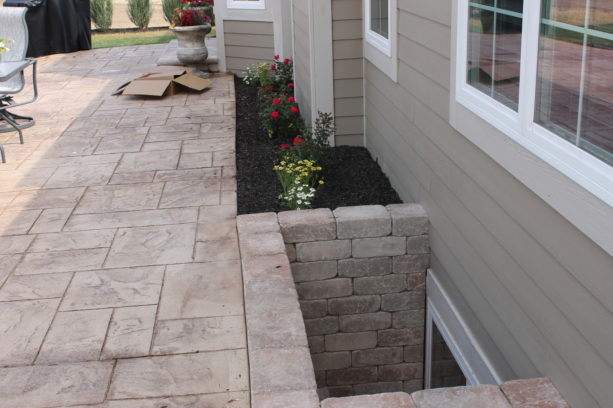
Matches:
[92,27,217,49]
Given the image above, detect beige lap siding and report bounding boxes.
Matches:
[224,20,275,75]
[332,0,364,146]
[293,0,314,125]
[363,0,613,407]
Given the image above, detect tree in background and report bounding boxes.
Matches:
[127,0,153,29]
[90,0,113,30]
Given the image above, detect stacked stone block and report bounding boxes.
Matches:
[279,204,430,399]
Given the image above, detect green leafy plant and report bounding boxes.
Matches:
[243,56,294,90]
[127,0,153,29]
[311,111,334,149]
[162,0,181,24]
[91,0,113,30]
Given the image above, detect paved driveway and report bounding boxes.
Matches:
[0,44,248,408]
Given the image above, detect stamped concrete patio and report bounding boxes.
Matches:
[0,44,248,407]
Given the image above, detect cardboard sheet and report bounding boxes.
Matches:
[114,69,212,97]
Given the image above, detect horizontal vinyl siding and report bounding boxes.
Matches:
[332,0,364,145]
[363,1,613,407]
[293,0,313,124]
[223,20,274,74]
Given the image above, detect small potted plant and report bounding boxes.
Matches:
[181,0,213,17]
[169,0,213,66]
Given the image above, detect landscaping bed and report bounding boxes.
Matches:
[235,76,401,214]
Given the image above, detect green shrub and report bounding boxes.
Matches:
[90,0,113,30]
[127,0,153,29]
[162,0,181,24]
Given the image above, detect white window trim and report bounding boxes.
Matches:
[363,0,397,82]
[425,270,503,388]
[227,0,266,10]
[453,0,613,208]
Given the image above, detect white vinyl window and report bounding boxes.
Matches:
[227,0,265,10]
[455,0,613,205]
[364,0,397,81]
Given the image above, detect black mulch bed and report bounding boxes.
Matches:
[235,76,401,214]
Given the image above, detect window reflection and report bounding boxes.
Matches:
[371,0,389,38]
[467,0,524,110]
[535,0,613,165]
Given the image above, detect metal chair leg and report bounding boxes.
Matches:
[0,110,24,144]
[0,144,5,164]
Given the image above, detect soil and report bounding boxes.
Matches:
[235,76,402,215]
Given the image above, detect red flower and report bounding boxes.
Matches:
[271,111,280,118]
[270,65,276,71]
[265,87,274,91]
[287,83,294,88]
[274,55,280,60]
[288,96,295,103]
[280,144,290,150]
[272,98,281,105]
[293,136,305,146]
[283,58,290,65]
[290,107,299,114]
[180,10,194,26]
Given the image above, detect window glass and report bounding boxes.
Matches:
[370,0,389,38]
[430,323,467,388]
[535,0,613,165]
[467,0,524,110]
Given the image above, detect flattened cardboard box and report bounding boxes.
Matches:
[114,67,211,97]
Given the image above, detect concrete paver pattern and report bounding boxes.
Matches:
[0,44,248,408]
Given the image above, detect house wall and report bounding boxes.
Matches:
[362,1,613,407]
[223,20,275,75]
[331,0,364,146]
[292,0,314,125]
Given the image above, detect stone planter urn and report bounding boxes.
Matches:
[170,23,211,66]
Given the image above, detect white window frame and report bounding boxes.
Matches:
[363,0,397,81]
[453,0,613,208]
[425,270,503,388]
[227,0,266,10]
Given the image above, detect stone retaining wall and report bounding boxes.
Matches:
[278,204,430,399]
[236,208,571,408]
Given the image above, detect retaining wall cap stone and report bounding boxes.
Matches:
[239,231,286,258]
[333,205,390,220]
[411,384,512,408]
[501,378,571,408]
[236,212,280,235]
[252,389,320,408]
[278,208,337,243]
[321,392,417,408]
[385,204,427,218]
[334,205,392,239]
[278,208,335,225]
[386,204,429,236]
[241,253,292,283]
[249,347,317,393]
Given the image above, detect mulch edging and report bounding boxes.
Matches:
[235,76,401,215]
